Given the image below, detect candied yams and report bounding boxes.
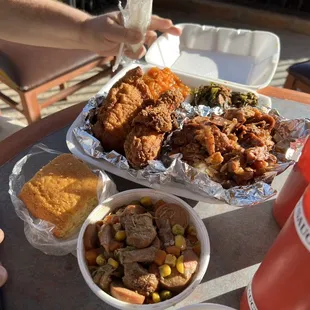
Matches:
[143,67,190,100]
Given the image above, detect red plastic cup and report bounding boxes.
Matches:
[273,137,310,228]
[240,185,310,310]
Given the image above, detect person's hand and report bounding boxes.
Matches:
[80,12,182,59]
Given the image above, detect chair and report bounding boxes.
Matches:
[0,39,114,123]
[284,60,310,93]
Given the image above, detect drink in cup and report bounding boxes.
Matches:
[240,184,310,310]
[273,136,310,228]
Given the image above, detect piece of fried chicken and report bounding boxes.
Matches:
[91,67,152,154]
[124,89,184,169]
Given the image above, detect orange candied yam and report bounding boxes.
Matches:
[143,67,190,100]
[154,249,167,266]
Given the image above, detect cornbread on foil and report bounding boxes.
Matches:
[19,154,98,238]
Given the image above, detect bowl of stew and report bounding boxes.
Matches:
[77,189,210,309]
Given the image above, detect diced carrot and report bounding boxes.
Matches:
[192,244,201,256]
[85,249,100,266]
[104,215,119,225]
[154,250,167,266]
[109,240,123,252]
[166,246,181,257]
[187,235,198,244]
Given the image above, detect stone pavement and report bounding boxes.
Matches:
[0,9,309,138]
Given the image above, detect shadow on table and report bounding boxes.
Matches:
[201,199,280,283]
[109,174,199,207]
[205,287,245,309]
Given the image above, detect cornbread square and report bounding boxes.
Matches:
[19,154,98,238]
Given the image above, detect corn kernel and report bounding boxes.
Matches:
[160,290,172,301]
[176,255,184,274]
[187,225,197,236]
[172,224,185,236]
[95,254,106,266]
[115,230,126,241]
[175,235,186,250]
[108,258,119,269]
[159,264,171,278]
[140,196,153,208]
[164,254,177,267]
[152,292,161,303]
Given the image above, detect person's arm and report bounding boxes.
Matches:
[0,0,181,58]
[0,0,96,49]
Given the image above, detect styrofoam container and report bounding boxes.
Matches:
[179,304,236,310]
[66,63,272,204]
[77,189,210,310]
[145,23,280,90]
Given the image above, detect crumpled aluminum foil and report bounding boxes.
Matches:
[73,95,310,207]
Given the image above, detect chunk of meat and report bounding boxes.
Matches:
[170,106,277,188]
[83,224,99,250]
[93,264,115,292]
[119,247,157,264]
[245,146,272,164]
[124,213,157,249]
[123,263,159,296]
[195,125,233,155]
[155,203,189,228]
[205,152,224,165]
[157,218,174,247]
[110,281,145,304]
[151,236,161,249]
[120,204,146,226]
[98,224,113,253]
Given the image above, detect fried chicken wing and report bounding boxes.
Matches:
[91,67,152,154]
[124,89,185,169]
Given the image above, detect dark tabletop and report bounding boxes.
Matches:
[0,98,309,310]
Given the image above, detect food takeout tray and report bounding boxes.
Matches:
[66,63,272,204]
[146,24,280,90]
[67,23,280,204]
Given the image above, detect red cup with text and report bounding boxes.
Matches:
[240,184,310,310]
[273,136,310,228]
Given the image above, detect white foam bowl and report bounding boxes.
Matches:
[77,189,210,310]
[179,303,236,310]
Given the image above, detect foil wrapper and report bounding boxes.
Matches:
[73,95,310,207]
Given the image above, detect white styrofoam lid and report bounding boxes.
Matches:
[178,303,236,310]
[145,23,280,90]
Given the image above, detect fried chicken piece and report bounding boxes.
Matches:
[124,89,185,169]
[124,127,165,169]
[132,105,173,132]
[91,67,152,154]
